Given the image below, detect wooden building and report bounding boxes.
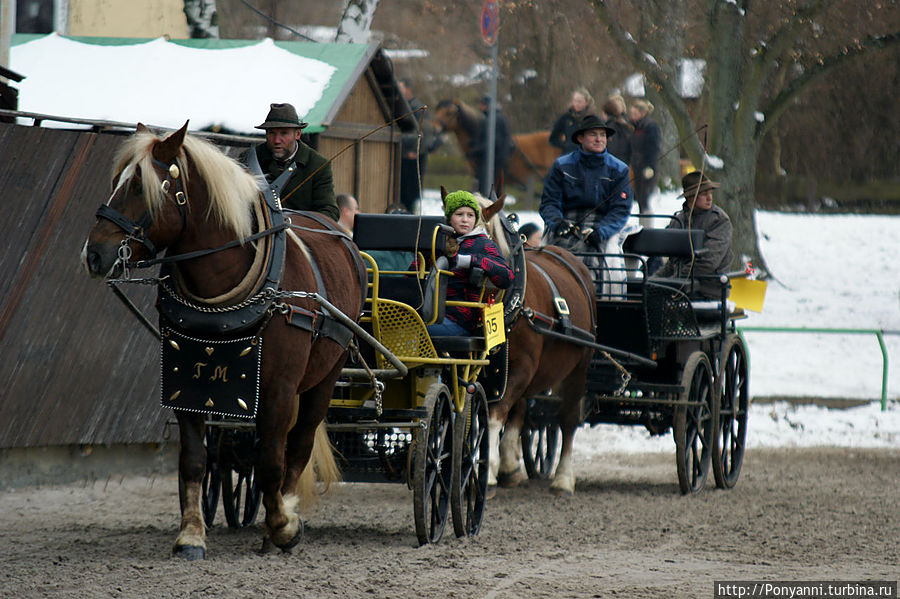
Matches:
[0,37,415,454]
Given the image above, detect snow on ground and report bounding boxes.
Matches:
[417,189,900,451]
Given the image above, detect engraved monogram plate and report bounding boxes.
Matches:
[160,327,261,419]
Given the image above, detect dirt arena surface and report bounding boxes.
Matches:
[1,448,897,598]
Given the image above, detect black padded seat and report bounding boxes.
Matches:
[431,336,485,353]
[353,214,448,254]
[623,228,705,257]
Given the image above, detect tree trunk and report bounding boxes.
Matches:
[335,0,380,43]
[639,0,685,190]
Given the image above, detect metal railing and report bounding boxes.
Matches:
[737,326,898,411]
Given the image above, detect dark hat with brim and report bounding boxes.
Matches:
[570,114,615,144]
[255,103,308,130]
[679,171,721,198]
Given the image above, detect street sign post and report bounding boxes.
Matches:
[480,0,499,46]
[479,0,499,195]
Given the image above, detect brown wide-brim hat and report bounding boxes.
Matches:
[570,114,616,144]
[679,171,720,198]
[255,102,309,130]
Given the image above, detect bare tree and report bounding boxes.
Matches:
[335,0,381,43]
[590,0,900,272]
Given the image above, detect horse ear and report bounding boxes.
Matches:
[493,170,505,199]
[136,122,150,133]
[482,194,506,222]
[440,186,448,202]
[155,121,190,163]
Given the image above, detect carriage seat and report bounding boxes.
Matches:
[353,214,451,324]
[622,228,705,258]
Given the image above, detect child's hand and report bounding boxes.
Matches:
[445,237,459,257]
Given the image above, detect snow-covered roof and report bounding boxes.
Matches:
[9,33,381,134]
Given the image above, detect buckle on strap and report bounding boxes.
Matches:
[553,297,570,315]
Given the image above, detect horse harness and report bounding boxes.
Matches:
[99,153,365,396]
[520,250,596,349]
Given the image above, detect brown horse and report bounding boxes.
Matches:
[433,99,560,193]
[82,123,362,558]
[479,195,596,495]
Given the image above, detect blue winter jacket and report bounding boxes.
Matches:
[539,149,634,243]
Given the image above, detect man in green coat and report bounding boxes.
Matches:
[242,103,339,221]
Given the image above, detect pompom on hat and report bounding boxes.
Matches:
[442,190,481,223]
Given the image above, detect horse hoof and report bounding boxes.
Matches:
[550,485,574,497]
[497,469,524,488]
[172,544,206,561]
[275,521,304,552]
[486,484,497,500]
[258,537,278,555]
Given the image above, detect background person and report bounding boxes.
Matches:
[336,193,359,235]
[548,87,593,155]
[468,96,514,197]
[398,78,441,212]
[600,95,633,165]
[241,102,338,221]
[518,222,542,248]
[628,99,661,216]
[652,171,733,299]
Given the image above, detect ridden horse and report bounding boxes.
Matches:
[478,195,596,495]
[83,123,363,558]
[433,99,560,194]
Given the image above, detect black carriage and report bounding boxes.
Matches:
[523,226,751,494]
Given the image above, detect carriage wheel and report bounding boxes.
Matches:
[220,429,262,528]
[521,423,560,480]
[673,352,715,494]
[201,425,222,528]
[451,383,489,538]
[413,383,453,546]
[713,334,750,489]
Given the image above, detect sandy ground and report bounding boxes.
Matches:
[1,448,898,599]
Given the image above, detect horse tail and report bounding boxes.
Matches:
[297,421,342,510]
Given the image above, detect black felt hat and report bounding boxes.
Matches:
[570,114,615,144]
[255,103,308,130]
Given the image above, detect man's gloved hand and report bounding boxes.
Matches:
[585,228,604,249]
[642,166,654,180]
[555,220,574,236]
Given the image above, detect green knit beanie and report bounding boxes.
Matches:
[443,190,481,223]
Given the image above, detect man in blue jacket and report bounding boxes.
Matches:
[539,114,633,252]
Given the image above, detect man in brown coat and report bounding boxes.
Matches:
[242,103,339,221]
[653,171,733,299]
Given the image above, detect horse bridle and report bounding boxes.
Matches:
[95,158,188,270]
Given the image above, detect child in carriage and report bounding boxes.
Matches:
[419,190,514,336]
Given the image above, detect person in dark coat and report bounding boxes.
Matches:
[241,103,339,221]
[548,87,593,155]
[601,95,633,165]
[653,171,733,299]
[539,114,633,251]
[418,190,514,336]
[628,99,661,215]
[398,78,441,212]
[468,96,514,197]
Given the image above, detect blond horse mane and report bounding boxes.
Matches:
[110,131,260,240]
[475,193,512,258]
